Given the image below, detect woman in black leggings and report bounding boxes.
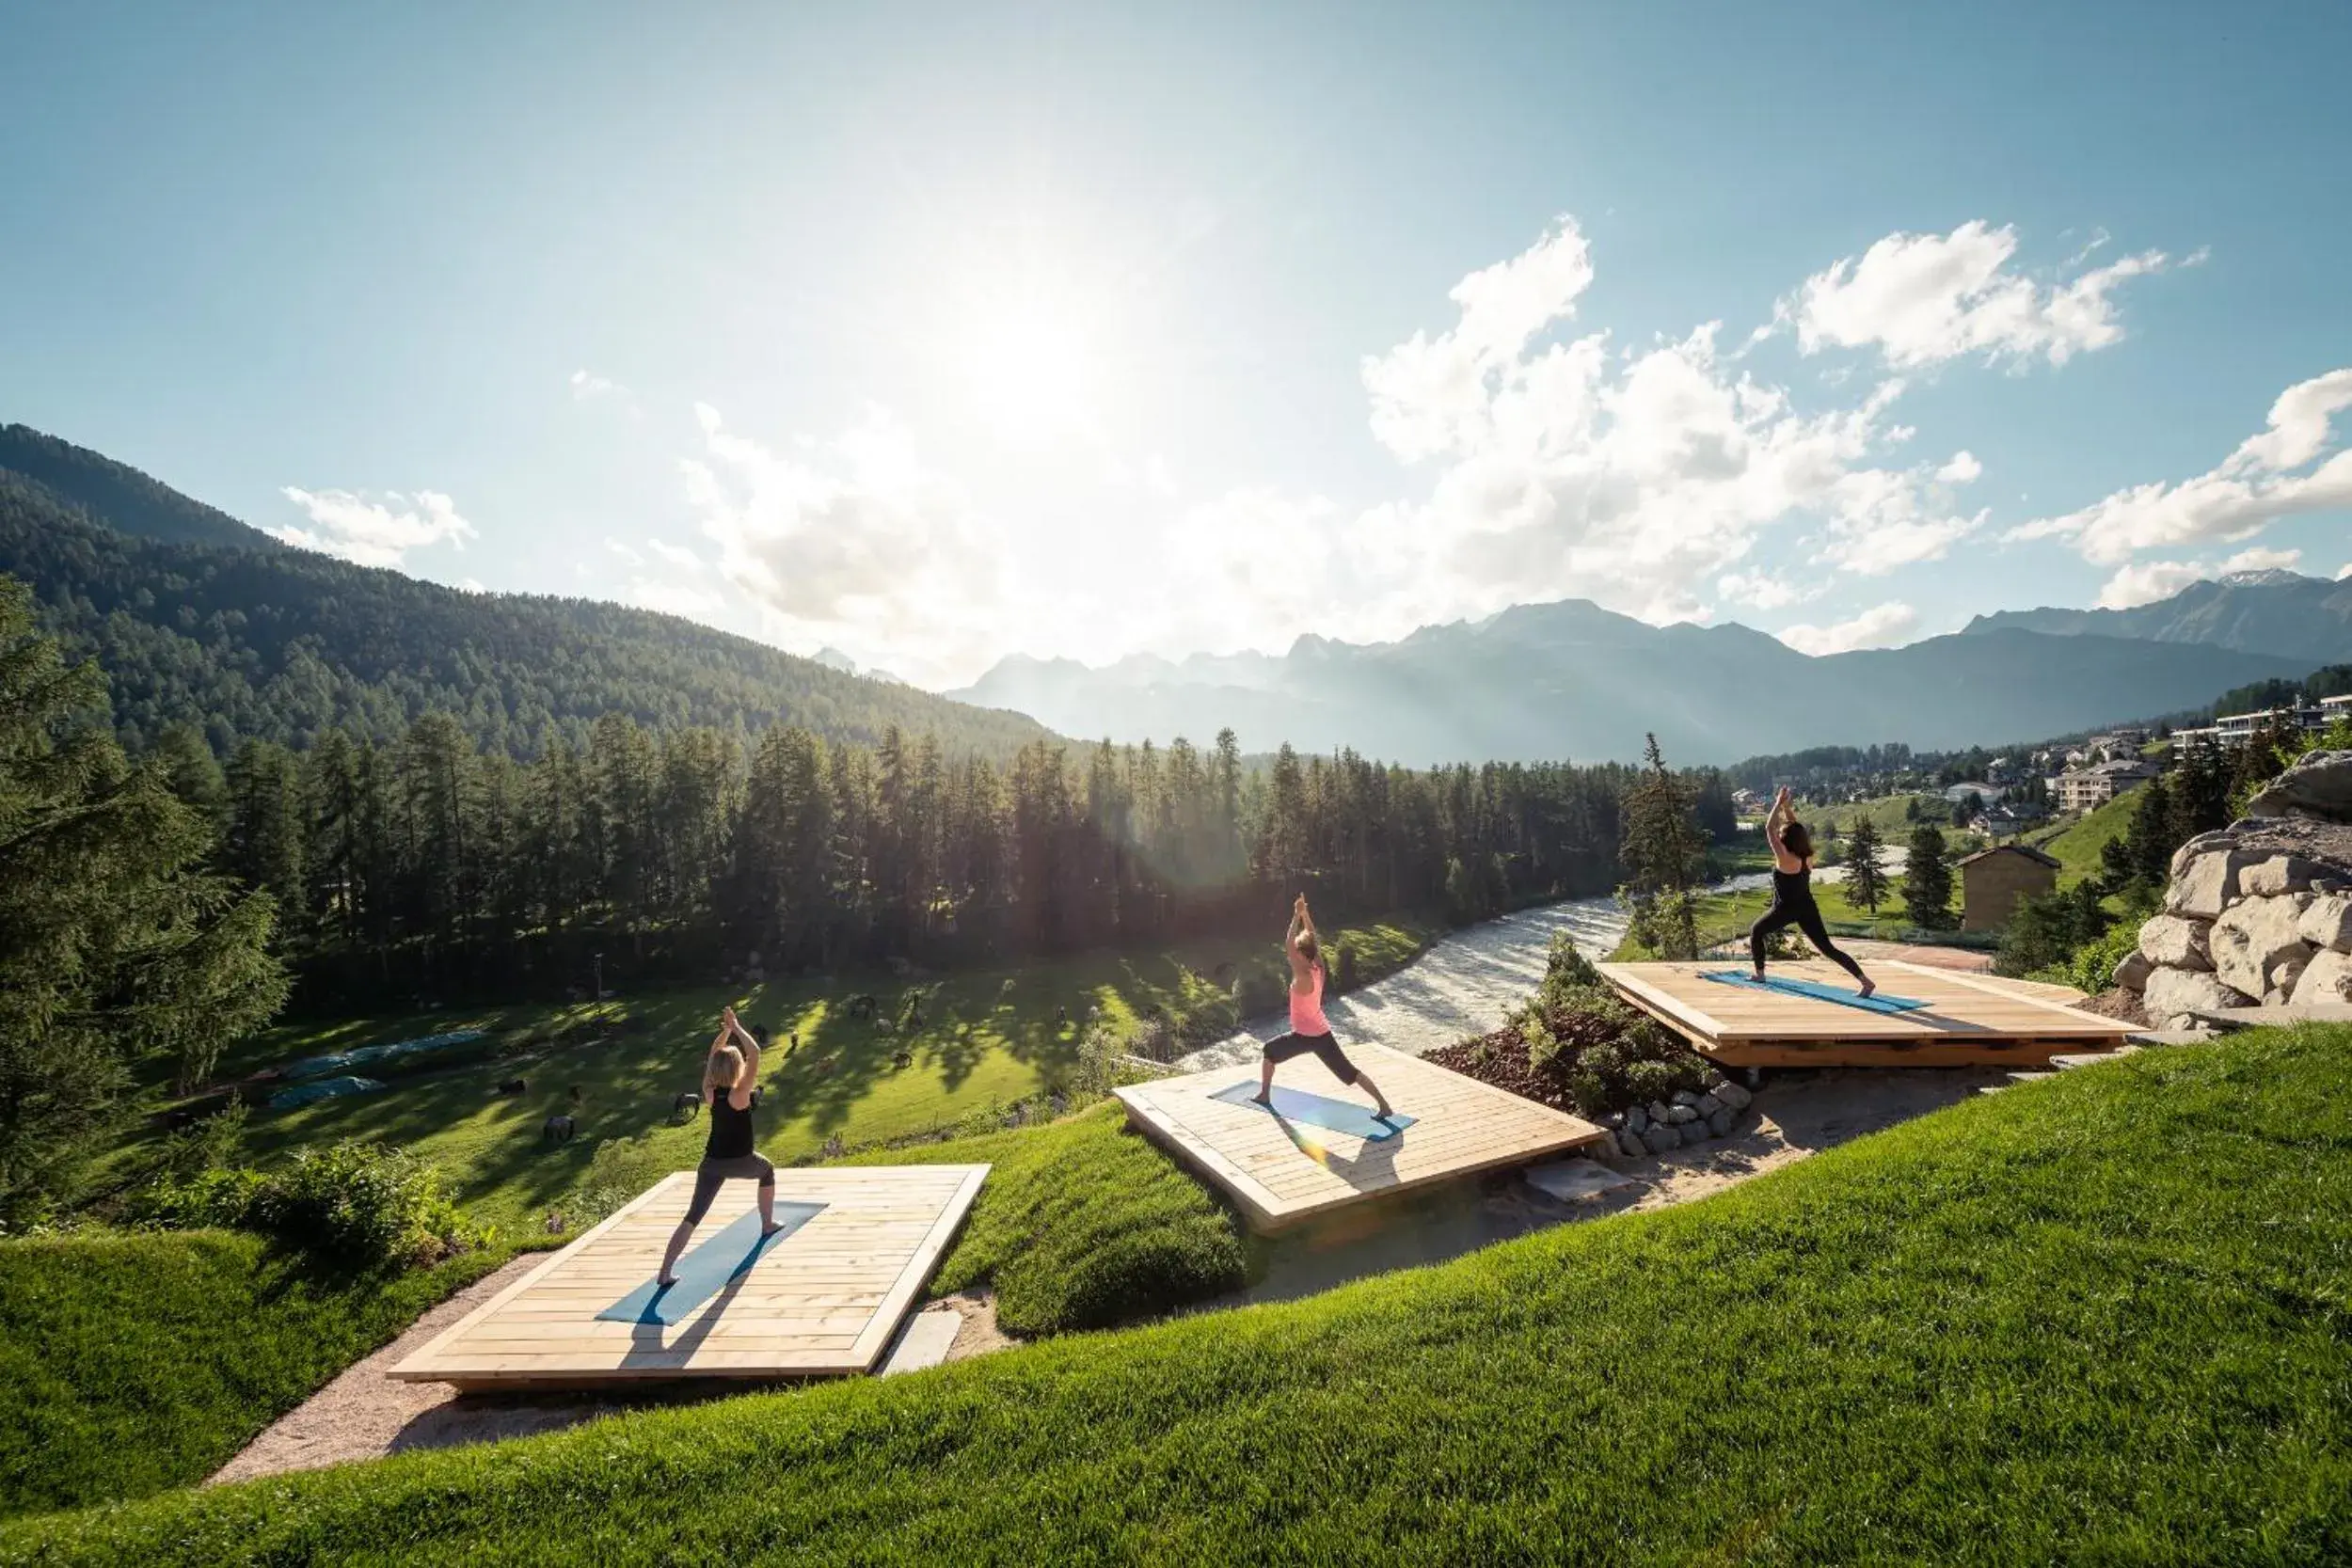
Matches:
[1751,786,1875,997]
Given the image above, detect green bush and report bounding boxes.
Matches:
[2066,922,2144,996]
[249,1144,484,1268]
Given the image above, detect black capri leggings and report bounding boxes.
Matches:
[1263,1030,1364,1085]
[1750,895,1866,982]
[683,1152,776,1223]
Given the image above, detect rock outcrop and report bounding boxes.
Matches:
[2119,760,2352,1027]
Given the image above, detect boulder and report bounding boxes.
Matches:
[1624,1105,1650,1137]
[1648,1101,1673,1125]
[1663,1103,1698,1126]
[1645,1122,1683,1152]
[1613,1129,1647,1159]
[2298,893,2352,954]
[2211,896,2316,999]
[2169,831,2240,881]
[1711,1079,1754,1112]
[2113,948,2153,992]
[2244,749,2352,823]
[2142,965,2252,1025]
[2292,948,2352,1006]
[2240,855,2327,898]
[2167,848,2254,919]
[2268,950,2314,1001]
[1706,1107,1735,1137]
[1671,1089,1702,1107]
[1692,1092,1725,1119]
[2137,912,2213,972]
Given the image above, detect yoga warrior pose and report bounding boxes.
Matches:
[1253,895,1397,1120]
[656,1006,786,1287]
[1752,787,1874,997]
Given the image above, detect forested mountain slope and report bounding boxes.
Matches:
[1963,567,2352,666]
[0,463,1051,760]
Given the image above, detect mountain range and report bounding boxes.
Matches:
[1963,567,2352,666]
[4,421,2343,768]
[953,594,2340,766]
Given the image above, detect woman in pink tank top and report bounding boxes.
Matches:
[1252,894,1397,1121]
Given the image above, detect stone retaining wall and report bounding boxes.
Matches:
[2118,751,2352,1026]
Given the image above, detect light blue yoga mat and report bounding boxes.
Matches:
[1698,970,1927,1014]
[1210,1082,1416,1140]
[596,1201,825,1326]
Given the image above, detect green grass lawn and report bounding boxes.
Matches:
[14,1025,2346,1563]
[109,917,1437,1238]
[0,1232,505,1521]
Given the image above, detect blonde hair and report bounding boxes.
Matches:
[709,1044,744,1088]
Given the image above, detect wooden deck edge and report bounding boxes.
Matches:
[844,1164,991,1372]
[387,1171,691,1383]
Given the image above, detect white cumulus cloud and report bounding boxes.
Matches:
[2008,367,2352,564]
[1716,569,1805,611]
[1786,221,2176,369]
[570,369,626,401]
[1775,600,1920,656]
[1346,217,1981,630]
[681,402,1009,686]
[269,488,476,568]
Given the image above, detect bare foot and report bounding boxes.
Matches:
[656,1275,677,1289]
[1858,979,1877,999]
[1375,1105,1396,1121]
[1248,1092,1271,1106]
[760,1223,787,1238]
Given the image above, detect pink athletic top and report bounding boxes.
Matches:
[1289,959,1329,1035]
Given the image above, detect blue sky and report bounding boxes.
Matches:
[4,1,2347,685]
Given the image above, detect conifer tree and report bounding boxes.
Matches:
[1846,816,1886,912]
[1903,824,1956,929]
[1620,734,1705,958]
[0,580,285,1212]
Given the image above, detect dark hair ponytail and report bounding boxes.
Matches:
[1783,821,1813,862]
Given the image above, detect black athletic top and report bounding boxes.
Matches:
[706,1089,755,1161]
[1769,864,1817,910]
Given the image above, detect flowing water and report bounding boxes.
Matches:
[1173,871,1798,1070]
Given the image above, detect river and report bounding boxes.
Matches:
[1172,867,1825,1070]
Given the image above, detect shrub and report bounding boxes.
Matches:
[2067,922,2144,996]
[125,1165,264,1233]
[248,1144,485,1269]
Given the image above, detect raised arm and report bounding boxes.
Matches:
[700,1025,727,1102]
[723,1007,761,1101]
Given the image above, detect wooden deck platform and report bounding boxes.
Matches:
[388,1164,987,1390]
[1113,1042,1605,1232]
[1597,958,2134,1068]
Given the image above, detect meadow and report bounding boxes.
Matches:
[16,1025,2344,1563]
[115,917,1435,1237]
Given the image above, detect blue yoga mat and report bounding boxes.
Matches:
[1210,1082,1416,1140]
[1698,970,1927,1014]
[596,1201,825,1326]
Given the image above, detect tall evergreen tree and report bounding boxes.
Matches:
[1846,816,1886,912]
[1903,824,1956,929]
[1620,734,1706,958]
[0,580,286,1212]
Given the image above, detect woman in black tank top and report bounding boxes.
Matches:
[1750,786,1874,996]
[655,1006,784,1288]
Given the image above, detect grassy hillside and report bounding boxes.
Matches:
[19,1026,2346,1562]
[2027,788,2142,889]
[842,1103,1248,1336]
[113,917,1435,1236]
[0,1232,502,1520]
[0,466,1053,760]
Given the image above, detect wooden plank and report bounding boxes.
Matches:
[388,1164,989,1387]
[1115,1042,1603,1232]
